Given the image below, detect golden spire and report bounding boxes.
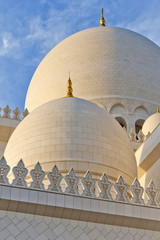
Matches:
[66,74,73,97]
[100,8,105,26]
[157,106,160,113]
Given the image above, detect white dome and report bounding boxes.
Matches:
[25,26,160,112]
[4,97,137,185]
[142,112,160,135]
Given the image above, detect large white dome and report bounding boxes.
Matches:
[5,97,137,185]
[25,26,160,112]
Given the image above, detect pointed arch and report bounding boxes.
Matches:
[115,116,127,130]
[133,105,149,115]
[109,102,127,115]
[135,119,145,134]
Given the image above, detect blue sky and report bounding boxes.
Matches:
[0,0,160,112]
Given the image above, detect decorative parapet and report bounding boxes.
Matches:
[22,108,29,119]
[0,157,10,184]
[47,165,62,192]
[137,130,145,143]
[146,180,159,206]
[0,157,160,207]
[0,105,29,120]
[65,168,79,195]
[3,105,11,118]
[82,171,96,197]
[128,128,150,143]
[130,178,144,204]
[12,106,21,120]
[114,176,128,202]
[12,159,28,187]
[30,162,45,190]
[128,128,136,142]
[98,173,112,200]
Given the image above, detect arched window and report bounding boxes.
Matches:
[135,119,145,133]
[115,117,127,130]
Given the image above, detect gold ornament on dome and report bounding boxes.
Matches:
[66,75,73,97]
[100,8,105,26]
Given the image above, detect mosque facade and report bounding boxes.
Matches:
[0,10,160,240]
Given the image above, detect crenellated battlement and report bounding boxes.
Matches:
[0,157,159,207]
[0,105,29,120]
[128,128,150,143]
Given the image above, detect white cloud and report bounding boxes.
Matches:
[3,36,9,49]
[0,32,20,57]
[25,0,100,55]
[117,4,160,46]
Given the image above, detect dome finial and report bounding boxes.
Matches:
[100,8,105,26]
[66,73,73,97]
[157,106,160,113]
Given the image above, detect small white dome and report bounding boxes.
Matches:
[142,112,160,135]
[4,97,137,185]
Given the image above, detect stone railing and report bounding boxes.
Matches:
[0,105,29,120]
[128,128,150,143]
[0,157,159,207]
